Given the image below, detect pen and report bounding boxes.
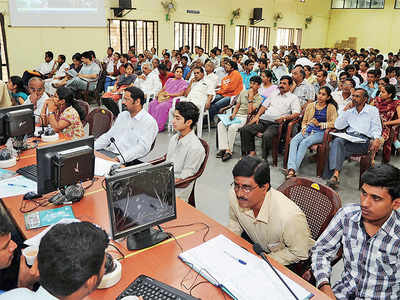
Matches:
[8,183,29,188]
[223,251,247,265]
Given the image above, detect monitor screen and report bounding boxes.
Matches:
[37,136,95,195]
[105,162,176,241]
[0,104,34,144]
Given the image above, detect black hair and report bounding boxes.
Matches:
[45,51,54,59]
[317,69,328,78]
[175,101,200,129]
[175,66,184,73]
[383,84,396,99]
[0,211,11,236]
[193,66,204,73]
[367,69,376,77]
[124,63,134,72]
[280,75,293,85]
[232,156,270,187]
[344,78,356,88]
[114,52,121,59]
[227,60,238,70]
[182,56,188,62]
[56,87,86,121]
[258,58,267,66]
[361,61,370,68]
[262,70,273,81]
[89,50,96,59]
[322,62,331,71]
[355,87,369,99]
[81,51,92,60]
[122,54,130,61]
[164,52,170,58]
[158,63,168,71]
[379,77,390,85]
[250,75,262,85]
[9,75,27,94]
[244,59,253,66]
[298,68,306,79]
[319,86,338,110]
[38,222,109,297]
[314,63,322,69]
[108,47,114,52]
[125,86,145,106]
[58,55,66,64]
[344,65,356,72]
[304,65,312,72]
[361,164,400,200]
[72,53,81,61]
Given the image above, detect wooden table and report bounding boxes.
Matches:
[1,143,331,300]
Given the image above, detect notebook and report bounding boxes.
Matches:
[24,206,75,230]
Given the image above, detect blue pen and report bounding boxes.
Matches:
[224,251,247,265]
[8,183,28,188]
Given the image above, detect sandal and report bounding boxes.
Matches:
[286,169,296,179]
[222,152,233,162]
[327,175,340,188]
[216,150,226,158]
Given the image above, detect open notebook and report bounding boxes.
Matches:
[179,234,313,300]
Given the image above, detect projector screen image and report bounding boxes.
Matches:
[9,0,106,27]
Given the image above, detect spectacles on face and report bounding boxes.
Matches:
[232,182,258,193]
[29,87,44,92]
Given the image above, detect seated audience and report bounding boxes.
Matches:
[40,87,85,140]
[167,102,206,202]
[271,57,288,81]
[209,60,243,127]
[360,69,379,100]
[95,87,158,165]
[69,52,83,73]
[332,78,355,112]
[229,156,314,266]
[314,70,334,96]
[286,86,338,178]
[304,65,317,85]
[148,67,188,132]
[204,61,218,104]
[312,164,400,300]
[181,66,213,111]
[291,66,315,107]
[324,88,382,188]
[102,46,114,66]
[258,70,278,99]
[24,77,49,120]
[104,52,122,92]
[7,76,28,105]
[240,75,301,162]
[44,54,69,95]
[161,52,172,71]
[217,76,263,161]
[215,58,229,85]
[240,59,257,90]
[158,63,175,87]
[22,51,55,85]
[134,62,162,100]
[370,84,400,162]
[0,222,109,300]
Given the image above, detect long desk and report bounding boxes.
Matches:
[1,143,331,300]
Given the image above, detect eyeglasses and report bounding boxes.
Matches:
[29,87,44,92]
[231,182,257,193]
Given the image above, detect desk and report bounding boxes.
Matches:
[1,146,331,300]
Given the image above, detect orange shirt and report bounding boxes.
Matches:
[217,70,243,97]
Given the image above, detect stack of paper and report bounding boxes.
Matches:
[95,157,119,176]
[217,114,243,126]
[0,176,37,198]
[179,235,313,300]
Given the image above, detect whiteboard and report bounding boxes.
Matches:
[9,0,106,27]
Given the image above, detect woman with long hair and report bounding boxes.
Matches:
[40,87,85,139]
[286,86,338,178]
[7,76,28,105]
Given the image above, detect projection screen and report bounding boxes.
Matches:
[9,0,106,27]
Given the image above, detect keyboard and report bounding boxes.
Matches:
[16,164,38,182]
[116,274,199,300]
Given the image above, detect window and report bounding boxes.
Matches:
[248,26,270,48]
[0,14,9,81]
[212,24,225,49]
[331,0,384,8]
[395,0,400,7]
[174,22,210,53]
[235,25,247,50]
[276,28,302,47]
[108,19,158,55]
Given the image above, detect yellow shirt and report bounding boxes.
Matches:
[228,187,315,265]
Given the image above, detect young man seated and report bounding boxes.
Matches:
[312,164,400,300]
[167,101,206,202]
[22,51,55,85]
[0,222,110,300]
[228,156,314,266]
[94,86,158,166]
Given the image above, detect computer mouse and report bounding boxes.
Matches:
[23,192,41,200]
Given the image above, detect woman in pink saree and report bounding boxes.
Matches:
[148,67,188,131]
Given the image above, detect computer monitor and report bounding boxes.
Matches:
[0,104,34,146]
[37,136,95,195]
[105,162,176,250]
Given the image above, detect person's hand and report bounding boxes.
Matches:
[138,74,146,80]
[343,102,353,111]
[370,138,382,153]
[205,102,211,110]
[114,157,120,162]
[301,127,307,135]
[18,257,40,290]
[275,116,286,124]
[309,118,319,127]
[250,115,260,125]
[229,114,236,121]
[319,284,337,300]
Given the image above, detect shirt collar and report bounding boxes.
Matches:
[239,188,272,224]
[131,108,145,121]
[176,130,195,145]
[35,286,59,300]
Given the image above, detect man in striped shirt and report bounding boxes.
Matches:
[311,164,400,300]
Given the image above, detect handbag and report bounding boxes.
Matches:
[157,92,170,103]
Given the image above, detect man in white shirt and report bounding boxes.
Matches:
[102,46,114,65]
[22,51,55,85]
[332,78,355,113]
[192,47,208,65]
[0,222,110,300]
[204,61,218,106]
[167,101,206,202]
[135,62,162,99]
[181,67,213,110]
[95,87,158,165]
[240,75,301,162]
[215,58,229,87]
[44,55,70,96]
[24,77,49,122]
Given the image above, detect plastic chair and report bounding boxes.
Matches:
[75,99,90,127]
[86,107,114,139]
[149,139,210,207]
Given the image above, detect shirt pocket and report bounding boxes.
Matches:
[375,251,399,279]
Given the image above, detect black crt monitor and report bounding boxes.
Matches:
[0,104,34,145]
[37,136,95,195]
[105,162,176,250]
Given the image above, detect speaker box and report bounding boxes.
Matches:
[119,0,132,8]
[253,8,262,20]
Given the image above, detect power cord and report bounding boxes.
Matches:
[162,222,210,242]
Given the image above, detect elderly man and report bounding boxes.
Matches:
[291,66,315,107]
[24,77,49,121]
[181,67,213,111]
[135,62,162,100]
[204,61,218,108]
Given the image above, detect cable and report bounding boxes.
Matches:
[162,222,210,242]
[108,242,125,259]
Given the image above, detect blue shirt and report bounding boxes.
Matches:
[307,106,327,133]
[183,66,191,80]
[335,104,382,139]
[360,82,379,100]
[240,71,257,90]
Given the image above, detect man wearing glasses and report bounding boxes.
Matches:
[228,156,314,266]
[24,77,49,122]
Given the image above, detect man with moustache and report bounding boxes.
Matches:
[228,156,314,266]
[312,164,400,300]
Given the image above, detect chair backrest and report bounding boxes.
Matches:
[277,177,342,241]
[75,99,90,126]
[86,107,114,139]
[197,138,210,178]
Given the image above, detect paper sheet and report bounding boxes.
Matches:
[0,176,37,198]
[217,114,243,126]
[95,157,119,176]
[330,132,368,143]
[179,235,312,300]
